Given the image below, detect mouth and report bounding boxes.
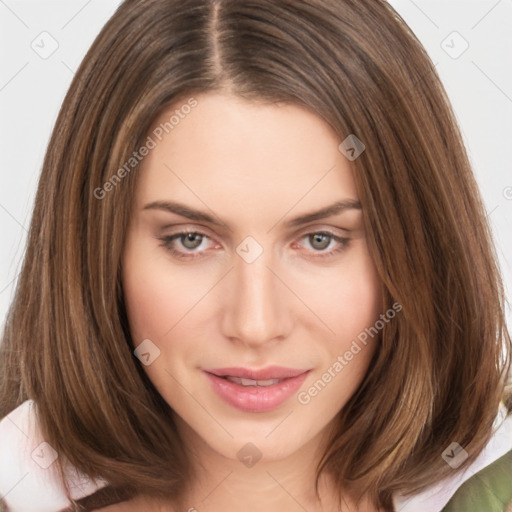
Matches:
[204,366,309,381]
[220,376,285,387]
[202,366,311,412]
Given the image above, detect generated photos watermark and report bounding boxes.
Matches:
[94,97,198,200]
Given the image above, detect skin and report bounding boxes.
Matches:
[116,92,384,512]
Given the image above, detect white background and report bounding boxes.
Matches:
[0,0,511,331]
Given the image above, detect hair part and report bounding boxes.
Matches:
[1,0,510,509]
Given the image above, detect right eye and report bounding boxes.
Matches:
[158,230,218,260]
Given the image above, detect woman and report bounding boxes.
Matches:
[1,0,511,511]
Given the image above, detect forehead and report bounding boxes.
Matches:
[134,92,359,223]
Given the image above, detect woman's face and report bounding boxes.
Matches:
[121,92,382,464]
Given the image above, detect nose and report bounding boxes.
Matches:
[220,247,293,348]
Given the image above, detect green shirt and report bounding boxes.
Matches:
[441,448,512,512]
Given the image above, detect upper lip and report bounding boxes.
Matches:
[204,366,310,380]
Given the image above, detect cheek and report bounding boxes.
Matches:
[333,267,382,341]
[121,237,200,344]
[300,255,383,411]
[298,245,383,347]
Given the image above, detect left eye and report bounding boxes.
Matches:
[158,230,350,260]
[301,232,341,251]
[294,231,351,258]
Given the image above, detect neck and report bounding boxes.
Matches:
[165,414,377,512]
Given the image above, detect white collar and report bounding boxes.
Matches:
[0,400,107,512]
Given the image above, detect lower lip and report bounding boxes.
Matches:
[204,371,310,413]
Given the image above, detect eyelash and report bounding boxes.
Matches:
[157,230,351,261]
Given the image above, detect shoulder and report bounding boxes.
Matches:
[441,448,512,512]
[0,400,105,512]
[394,404,512,512]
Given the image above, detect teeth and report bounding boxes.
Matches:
[225,376,283,387]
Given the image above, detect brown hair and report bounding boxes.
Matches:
[1,0,510,509]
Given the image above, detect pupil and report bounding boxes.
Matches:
[310,233,330,250]
[183,233,202,249]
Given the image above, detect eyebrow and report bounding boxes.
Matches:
[142,199,362,229]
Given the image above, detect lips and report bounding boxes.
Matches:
[203,366,310,412]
